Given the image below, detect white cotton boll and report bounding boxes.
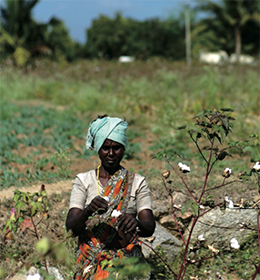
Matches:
[111,210,122,218]
[103,196,110,202]
[225,168,232,174]
[230,238,240,249]
[178,162,190,173]
[253,162,260,171]
[225,195,234,209]
[198,234,205,241]
[223,167,232,178]
[27,273,42,280]
[228,200,234,209]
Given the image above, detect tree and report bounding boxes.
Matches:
[1,0,39,39]
[46,17,77,61]
[0,0,39,64]
[0,0,78,64]
[85,13,128,59]
[85,13,186,60]
[195,0,260,57]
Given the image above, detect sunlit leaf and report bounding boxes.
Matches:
[20,219,34,232]
[190,203,199,216]
[219,116,229,130]
[181,200,193,216]
[15,201,26,215]
[36,201,42,213]
[30,201,37,216]
[193,111,204,118]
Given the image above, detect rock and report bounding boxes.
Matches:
[152,200,171,220]
[10,266,64,280]
[47,267,64,280]
[159,214,185,232]
[171,192,188,207]
[140,222,182,263]
[10,272,27,280]
[176,211,193,220]
[184,208,257,250]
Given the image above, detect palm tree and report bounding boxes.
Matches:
[0,0,40,65]
[195,0,260,59]
[1,0,39,41]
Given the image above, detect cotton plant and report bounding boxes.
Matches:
[152,108,260,279]
[2,185,71,279]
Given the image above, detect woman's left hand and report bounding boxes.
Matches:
[116,213,138,234]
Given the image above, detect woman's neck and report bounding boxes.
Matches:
[99,165,121,179]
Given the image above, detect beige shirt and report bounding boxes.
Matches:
[69,169,152,215]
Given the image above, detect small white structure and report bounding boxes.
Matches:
[230,54,254,64]
[118,56,135,63]
[199,50,228,64]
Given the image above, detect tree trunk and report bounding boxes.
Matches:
[235,25,241,62]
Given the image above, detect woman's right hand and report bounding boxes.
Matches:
[86,196,110,215]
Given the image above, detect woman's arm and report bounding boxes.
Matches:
[136,209,155,237]
[66,196,109,236]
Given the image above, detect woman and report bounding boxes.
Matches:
[66,116,155,280]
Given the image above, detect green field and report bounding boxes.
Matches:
[1,59,259,189]
[0,59,259,279]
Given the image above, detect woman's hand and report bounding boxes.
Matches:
[86,196,110,215]
[115,213,138,234]
[106,214,137,250]
[106,210,155,249]
[66,196,110,236]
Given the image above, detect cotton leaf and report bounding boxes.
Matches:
[15,201,26,215]
[35,237,51,255]
[220,116,229,131]
[20,219,34,232]
[193,111,204,118]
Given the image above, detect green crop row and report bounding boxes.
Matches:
[0,100,141,189]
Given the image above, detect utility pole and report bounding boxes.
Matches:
[185,4,191,66]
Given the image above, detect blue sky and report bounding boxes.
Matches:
[33,0,198,44]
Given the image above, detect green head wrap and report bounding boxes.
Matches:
[86,116,128,152]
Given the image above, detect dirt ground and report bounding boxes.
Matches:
[1,126,259,280]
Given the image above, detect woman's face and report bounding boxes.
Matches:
[98,139,125,170]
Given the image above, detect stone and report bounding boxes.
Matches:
[140,222,182,263]
[171,192,188,207]
[152,200,171,220]
[10,266,64,280]
[176,211,193,220]
[47,267,64,280]
[159,214,184,232]
[184,208,258,250]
